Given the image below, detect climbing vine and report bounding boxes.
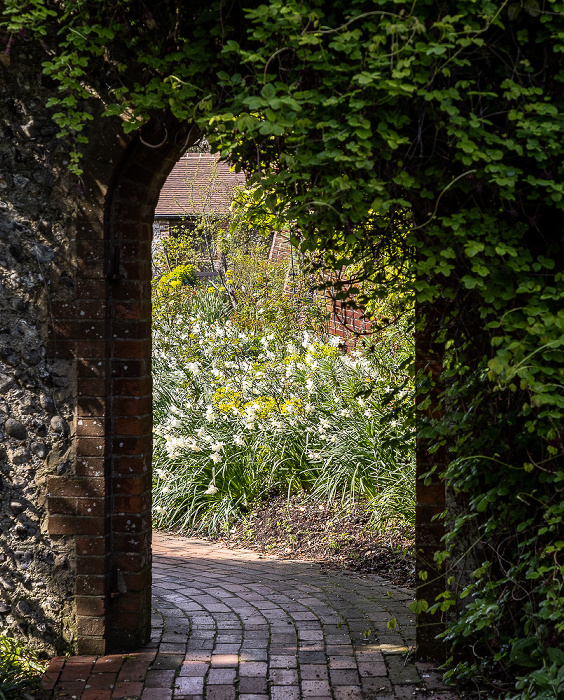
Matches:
[2,0,564,696]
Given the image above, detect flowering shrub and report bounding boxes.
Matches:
[152,286,414,534]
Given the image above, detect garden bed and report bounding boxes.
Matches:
[207,493,415,588]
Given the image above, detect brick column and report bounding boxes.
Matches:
[46,120,194,654]
[105,132,186,650]
[415,301,446,660]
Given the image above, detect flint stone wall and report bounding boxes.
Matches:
[0,46,78,654]
[0,43,188,655]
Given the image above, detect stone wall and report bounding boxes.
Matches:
[0,44,79,654]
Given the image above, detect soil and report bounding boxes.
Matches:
[209,494,415,588]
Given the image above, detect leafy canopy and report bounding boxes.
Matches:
[2,0,564,694]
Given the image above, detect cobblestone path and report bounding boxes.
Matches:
[41,533,458,699]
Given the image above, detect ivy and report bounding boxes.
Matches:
[2,0,564,696]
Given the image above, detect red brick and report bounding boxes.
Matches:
[113,532,149,554]
[77,616,106,636]
[112,339,151,360]
[77,279,107,298]
[48,497,104,517]
[78,395,106,413]
[76,457,105,477]
[113,377,152,396]
[114,415,151,437]
[78,378,108,396]
[112,475,150,495]
[112,437,151,456]
[48,515,106,536]
[77,239,105,258]
[77,340,107,357]
[46,340,75,359]
[77,418,106,437]
[113,396,151,416]
[47,476,106,498]
[77,637,107,655]
[76,536,106,556]
[76,436,106,456]
[113,494,150,514]
[76,596,106,617]
[112,513,150,534]
[113,301,150,320]
[76,574,106,596]
[77,300,107,320]
[111,359,149,378]
[77,555,107,575]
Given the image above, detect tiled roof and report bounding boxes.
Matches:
[155,153,246,218]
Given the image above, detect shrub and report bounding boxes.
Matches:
[0,636,45,700]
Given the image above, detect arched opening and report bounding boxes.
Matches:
[48,120,445,660]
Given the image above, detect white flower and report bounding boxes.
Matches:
[210,452,222,464]
[154,505,166,514]
[212,367,221,377]
[306,378,315,393]
[330,435,338,443]
[364,410,372,418]
[304,403,313,414]
[170,418,182,428]
[204,484,219,495]
[233,435,244,446]
[196,427,207,438]
[155,469,167,479]
[205,405,216,423]
[187,362,200,374]
[328,335,340,347]
[170,405,182,415]
[162,486,170,494]
[211,441,224,453]
[244,422,255,431]
[320,418,330,430]
[287,343,297,354]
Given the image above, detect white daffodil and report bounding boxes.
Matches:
[305,403,313,413]
[154,505,166,514]
[187,362,200,374]
[196,427,207,438]
[204,484,219,495]
[170,418,182,428]
[211,441,224,453]
[155,469,167,479]
[205,405,216,423]
[233,435,244,446]
[306,378,315,393]
[210,452,222,464]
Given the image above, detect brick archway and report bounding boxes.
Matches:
[47,122,193,654]
[45,120,445,657]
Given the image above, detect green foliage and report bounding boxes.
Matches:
[3,0,564,694]
[0,636,45,699]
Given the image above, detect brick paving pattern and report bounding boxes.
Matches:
[39,533,458,699]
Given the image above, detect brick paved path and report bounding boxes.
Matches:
[40,533,458,699]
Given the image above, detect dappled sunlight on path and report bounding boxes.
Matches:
[40,533,458,699]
